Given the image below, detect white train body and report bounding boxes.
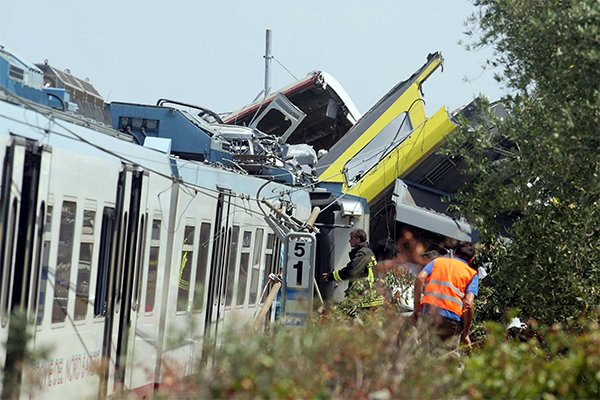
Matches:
[0,41,377,398]
[0,90,319,398]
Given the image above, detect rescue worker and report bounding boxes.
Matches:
[322,229,384,307]
[411,241,478,351]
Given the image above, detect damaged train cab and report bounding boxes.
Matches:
[225,52,486,302]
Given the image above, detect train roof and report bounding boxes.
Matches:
[222,70,361,152]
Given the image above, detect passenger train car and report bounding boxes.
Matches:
[0,46,370,398]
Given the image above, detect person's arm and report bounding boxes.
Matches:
[461,293,475,351]
[461,272,479,351]
[411,270,428,323]
[322,250,364,282]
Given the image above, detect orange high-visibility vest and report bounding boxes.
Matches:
[421,257,477,317]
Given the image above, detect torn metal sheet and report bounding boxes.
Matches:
[249,93,306,142]
[223,71,361,151]
[403,100,508,194]
[393,179,475,242]
[316,52,458,204]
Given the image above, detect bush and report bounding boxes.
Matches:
[162,311,599,399]
[460,319,600,399]
[444,0,600,327]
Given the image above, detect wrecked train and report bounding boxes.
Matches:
[0,43,480,398]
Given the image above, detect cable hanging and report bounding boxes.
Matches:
[272,56,298,81]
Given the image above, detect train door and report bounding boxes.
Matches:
[121,170,149,389]
[99,166,130,397]
[98,164,140,397]
[0,140,25,387]
[0,137,50,397]
[203,189,234,350]
[189,220,214,371]
[27,145,51,321]
[128,170,173,396]
[112,168,147,392]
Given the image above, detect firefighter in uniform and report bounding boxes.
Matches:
[412,241,478,351]
[322,229,384,307]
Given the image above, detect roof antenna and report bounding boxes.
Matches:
[264,29,272,100]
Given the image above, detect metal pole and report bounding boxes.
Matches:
[264,29,272,98]
[254,281,282,330]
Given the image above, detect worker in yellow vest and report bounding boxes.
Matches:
[412,241,478,351]
[322,229,384,307]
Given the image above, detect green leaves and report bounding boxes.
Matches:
[445,0,600,326]
[161,313,599,399]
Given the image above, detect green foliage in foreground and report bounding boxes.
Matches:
[443,0,600,326]
[159,312,599,399]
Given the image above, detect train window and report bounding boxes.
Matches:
[29,205,45,320]
[275,238,283,273]
[261,233,275,305]
[36,205,52,325]
[115,213,127,307]
[236,253,250,306]
[225,226,239,307]
[0,154,10,318]
[74,210,95,321]
[151,219,160,240]
[236,230,252,306]
[1,199,18,327]
[52,201,77,324]
[145,219,161,313]
[177,225,195,312]
[249,228,264,305]
[94,207,115,318]
[133,214,147,310]
[193,223,211,312]
[344,112,412,183]
[242,231,252,248]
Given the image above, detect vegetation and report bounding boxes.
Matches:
[157,272,597,399]
[160,2,600,398]
[158,312,599,399]
[7,2,600,399]
[444,0,600,326]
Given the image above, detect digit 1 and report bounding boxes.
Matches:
[292,261,303,286]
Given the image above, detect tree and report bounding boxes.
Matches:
[445,0,600,325]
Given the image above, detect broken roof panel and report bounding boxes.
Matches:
[316,52,459,204]
[222,70,361,151]
[37,63,103,98]
[403,100,509,194]
[394,179,476,242]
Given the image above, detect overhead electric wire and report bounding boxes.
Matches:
[5,92,285,327]
[0,89,321,365]
[1,90,277,226]
[259,128,427,203]
[3,86,438,248]
[3,87,430,221]
[272,56,299,81]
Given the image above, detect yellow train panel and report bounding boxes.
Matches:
[317,53,447,182]
[347,107,457,203]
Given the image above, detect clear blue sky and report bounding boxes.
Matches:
[1,0,506,117]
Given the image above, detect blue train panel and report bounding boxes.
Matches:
[0,44,47,105]
[106,102,232,163]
